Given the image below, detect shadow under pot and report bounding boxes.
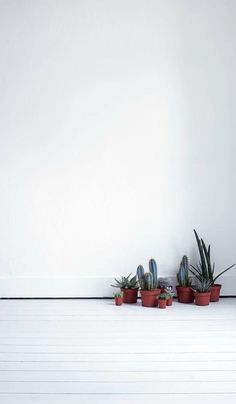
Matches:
[210,284,222,302]
[121,288,139,304]
[140,289,161,307]
[176,286,194,303]
[195,291,211,306]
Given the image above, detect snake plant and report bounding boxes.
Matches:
[189,229,235,285]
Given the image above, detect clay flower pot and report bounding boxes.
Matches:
[121,288,139,304]
[195,292,211,306]
[210,284,222,302]
[115,296,123,306]
[158,299,167,309]
[140,289,161,307]
[176,286,194,303]
[167,297,173,306]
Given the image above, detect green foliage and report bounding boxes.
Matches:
[158,292,169,300]
[192,278,211,293]
[176,255,192,287]
[190,229,235,285]
[165,285,174,297]
[111,273,138,289]
[137,259,158,290]
[114,291,123,298]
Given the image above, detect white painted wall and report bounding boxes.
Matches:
[0,0,236,296]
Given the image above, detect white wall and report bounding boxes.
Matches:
[0,0,236,296]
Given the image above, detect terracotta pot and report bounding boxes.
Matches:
[210,284,222,302]
[167,297,173,306]
[176,286,194,303]
[121,288,138,304]
[195,292,211,306]
[115,297,123,306]
[140,289,161,307]
[158,299,167,309]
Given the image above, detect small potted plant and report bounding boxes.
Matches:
[165,286,174,306]
[158,277,172,293]
[176,255,194,303]
[114,291,123,306]
[157,292,169,309]
[190,230,235,302]
[192,279,212,306]
[137,258,161,307]
[111,273,139,303]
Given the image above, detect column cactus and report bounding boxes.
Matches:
[137,259,158,291]
[149,258,158,289]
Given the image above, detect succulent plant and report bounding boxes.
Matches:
[158,292,169,300]
[158,277,172,289]
[137,259,158,290]
[165,285,174,297]
[114,291,123,298]
[190,229,235,285]
[111,273,138,289]
[176,255,192,287]
[192,278,212,293]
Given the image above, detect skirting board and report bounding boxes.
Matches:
[0,275,235,298]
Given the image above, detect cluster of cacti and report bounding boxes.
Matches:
[137,258,158,290]
[176,255,192,287]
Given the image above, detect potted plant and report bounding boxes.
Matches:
[165,286,174,306]
[157,292,169,309]
[114,291,123,306]
[158,277,172,293]
[111,273,139,303]
[190,230,235,302]
[137,258,161,307]
[192,279,212,306]
[176,255,194,303]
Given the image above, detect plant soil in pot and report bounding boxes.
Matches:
[121,288,138,304]
[140,289,161,307]
[176,286,194,303]
[195,291,211,306]
[210,284,222,302]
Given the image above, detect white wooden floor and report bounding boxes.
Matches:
[0,298,236,404]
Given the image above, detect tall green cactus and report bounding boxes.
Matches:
[137,259,158,290]
[177,255,192,287]
[149,258,158,289]
[137,265,145,290]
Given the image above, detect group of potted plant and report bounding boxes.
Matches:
[112,229,235,308]
[112,258,174,308]
[176,230,235,306]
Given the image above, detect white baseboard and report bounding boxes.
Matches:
[0,275,235,298]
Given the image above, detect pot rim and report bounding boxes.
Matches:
[140,289,161,295]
